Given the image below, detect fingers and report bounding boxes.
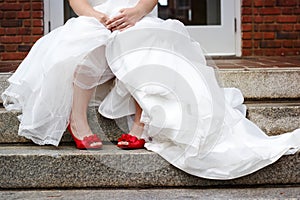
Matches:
[111,22,132,32]
[118,24,133,32]
[106,13,126,29]
[106,8,137,31]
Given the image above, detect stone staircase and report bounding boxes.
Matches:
[0,57,299,189]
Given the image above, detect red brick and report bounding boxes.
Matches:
[294,41,300,48]
[32,27,43,35]
[254,32,263,39]
[253,49,264,55]
[242,16,252,23]
[32,2,43,10]
[23,3,31,10]
[17,27,31,35]
[254,0,263,7]
[263,32,275,39]
[0,36,22,43]
[0,4,22,11]
[264,0,276,7]
[253,8,259,15]
[242,8,252,15]
[17,11,31,19]
[282,24,294,31]
[32,11,43,18]
[264,48,297,56]
[242,49,252,56]
[260,8,281,15]
[0,20,22,27]
[5,44,17,52]
[282,8,294,15]
[18,45,32,52]
[254,16,263,23]
[243,40,252,48]
[260,41,281,48]
[5,27,17,35]
[277,16,298,23]
[1,52,27,60]
[32,36,42,42]
[242,0,252,7]
[32,19,43,27]
[276,49,299,56]
[4,12,16,19]
[23,20,31,27]
[295,8,300,15]
[0,11,3,19]
[264,49,277,56]
[242,24,252,31]
[0,28,4,35]
[276,32,299,39]
[263,16,276,23]
[282,40,294,48]
[254,41,260,48]
[259,24,281,31]
[295,24,300,31]
[242,32,252,39]
[276,0,297,6]
[22,36,32,43]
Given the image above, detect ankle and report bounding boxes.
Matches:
[69,118,92,140]
[129,123,144,139]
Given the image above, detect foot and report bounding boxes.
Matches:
[67,122,102,150]
[117,133,145,149]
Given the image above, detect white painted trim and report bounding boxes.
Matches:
[43,0,64,34]
[235,0,242,57]
[43,0,50,34]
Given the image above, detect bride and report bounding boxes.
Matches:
[2,0,300,180]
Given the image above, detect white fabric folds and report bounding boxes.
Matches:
[2,0,300,179]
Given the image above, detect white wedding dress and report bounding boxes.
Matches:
[2,0,300,180]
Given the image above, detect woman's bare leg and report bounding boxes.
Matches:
[130,100,144,138]
[118,100,144,146]
[69,84,102,146]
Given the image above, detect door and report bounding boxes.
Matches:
[158,0,238,56]
[45,0,240,56]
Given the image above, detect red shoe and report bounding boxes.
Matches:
[117,134,145,149]
[67,124,102,150]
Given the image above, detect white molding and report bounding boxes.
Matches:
[43,0,64,34]
[43,0,50,34]
[235,0,242,57]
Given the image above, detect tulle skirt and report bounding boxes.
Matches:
[2,0,300,180]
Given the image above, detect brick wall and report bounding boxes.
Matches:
[242,0,300,56]
[0,0,43,72]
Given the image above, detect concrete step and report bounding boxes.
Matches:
[1,68,300,102]
[0,145,298,189]
[0,102,299,144]
[1,187,300,200]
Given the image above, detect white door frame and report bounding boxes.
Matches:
[235,0,242,57]
[43,0,241,56]
[43,0,64,34]
[186,0,241,56]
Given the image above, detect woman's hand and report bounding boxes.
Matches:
[68,0,109,26]
[106,7,143,31]
[106,0,158,31]
[91,11,110,25]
